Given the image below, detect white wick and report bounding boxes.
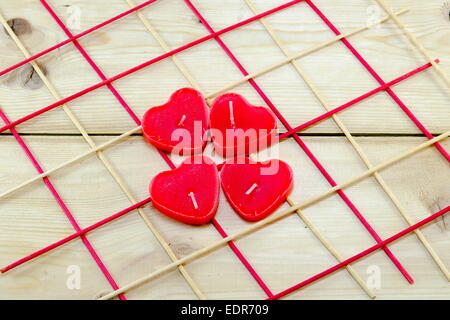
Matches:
[188,192,198,209]
[178,114,187,127]
[229,101,235,128]
[245,183,258,195]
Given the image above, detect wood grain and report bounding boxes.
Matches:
[0,135,448,299]
[0,0,448,134]
[0,0,448,299]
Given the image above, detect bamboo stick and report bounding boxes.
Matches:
[0,9,205,299]
[244,0,450,281]
[99,131,449,299]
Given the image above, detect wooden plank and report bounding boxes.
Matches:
[0,0,448,300]
[0,135,448,299]
[0,0,448,134]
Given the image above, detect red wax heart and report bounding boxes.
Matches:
[142,88,209,155]
[220,157,293,222]
[149,156,219,225]
[210,93,277,158]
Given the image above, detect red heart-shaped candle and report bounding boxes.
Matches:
[220,157,293,222]
[149,156,219,225]
[210,93,277,158]
[142,88,209,155]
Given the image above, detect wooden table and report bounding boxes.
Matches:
[0,0,448,299]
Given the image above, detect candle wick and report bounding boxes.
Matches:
[229,101,235,128]
[245,183,258,195]
[188,192,199,209]
[178,114,187,127]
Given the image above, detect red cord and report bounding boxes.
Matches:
[269,206,450,299]
[0,0,303,134]
[1,56,437,278]
[1,0,447,298]
[278,60,437,140]
[4,197,447,300]
[0,109,127,300]
[0,0,160,79]
[1,197,152,273]
[183,0,414,284]
[306,0,449,162]
[212,219,274,297]
[39,0,274,298]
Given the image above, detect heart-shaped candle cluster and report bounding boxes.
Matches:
[144,88,293,225]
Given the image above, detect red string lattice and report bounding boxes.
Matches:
[0,0,448,299]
